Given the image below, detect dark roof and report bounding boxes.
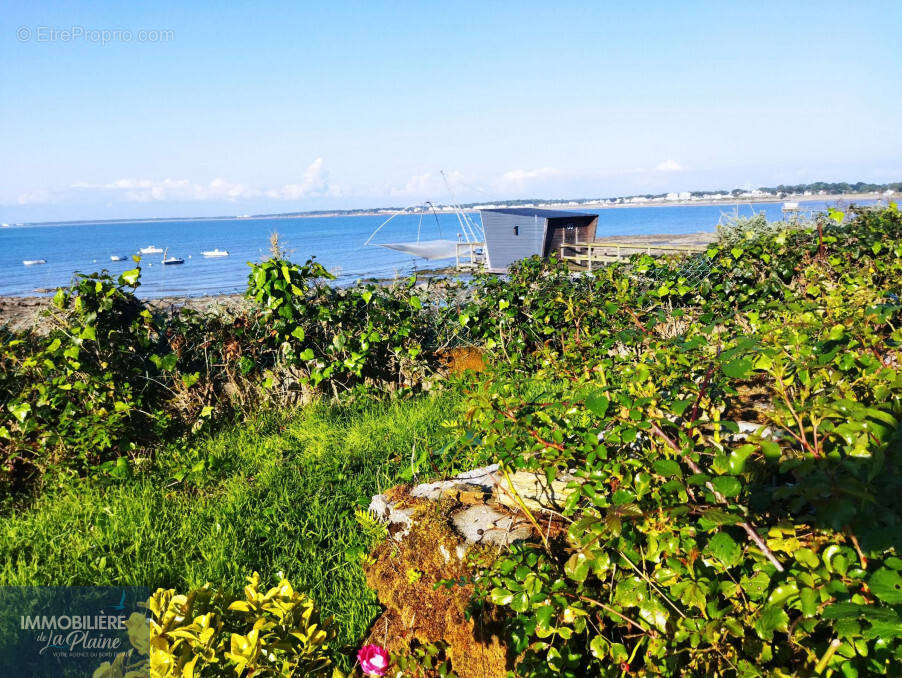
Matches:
[479,207,598,219]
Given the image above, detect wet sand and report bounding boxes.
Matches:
[591,231,717,247]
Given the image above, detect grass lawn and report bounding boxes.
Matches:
[0,389,464,656]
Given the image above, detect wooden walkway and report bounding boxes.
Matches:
[560,241,707,270]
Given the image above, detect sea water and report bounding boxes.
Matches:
[0,200,871,298]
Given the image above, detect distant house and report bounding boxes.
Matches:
[479,208,599,273]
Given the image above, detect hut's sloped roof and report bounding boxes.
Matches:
[479,207,597,219]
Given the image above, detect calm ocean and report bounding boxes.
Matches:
[0,200,868,298]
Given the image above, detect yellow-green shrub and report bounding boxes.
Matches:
[149,572,333,677]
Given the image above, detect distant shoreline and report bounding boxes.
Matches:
[3,192,889,229]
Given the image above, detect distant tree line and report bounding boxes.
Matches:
[460,180,900,209]
[756,181,902,196]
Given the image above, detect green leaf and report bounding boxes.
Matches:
[8,402,31,423]
[589,635,607,659]
[638,596,669,633]
[299,348,315,361]
[722,358,753,379]
[711,476,742,498]
[759,440,781,460]
[740,571,771,600]
[564,552,590,583]
[799,587,818,617]
[794,548,819,570]
[535,604,554,629]
[675,580,707,612]
[408,295,422,310]
[753,606,789,641]
[869,568,902,604]
[490,587,513,606]
[705,532,741,567]
[585,392,610,418]
[614,576,647,607]
[727,444,755,474]
[118,268,140,286]
[510,591,529,613]
[291,326,305,341]
[652,459,682,477]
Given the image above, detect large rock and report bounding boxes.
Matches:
[371,464,579,545]
[451,504,533,546]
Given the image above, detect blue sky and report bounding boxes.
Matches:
[1,1,900,222]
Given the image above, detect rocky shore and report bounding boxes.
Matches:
[0,293,251,333]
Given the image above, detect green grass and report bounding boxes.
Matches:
[0,389,464,655]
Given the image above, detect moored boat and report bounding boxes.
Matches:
[139,245,163,254]
[201,249,229,257]
[162,248,184,265]
[23,259,47,266]
[110,255,127,262]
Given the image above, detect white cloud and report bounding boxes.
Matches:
[68,177,261,203]
[265,158,341,199]
[654,159,684,172]
[7,159,343,206]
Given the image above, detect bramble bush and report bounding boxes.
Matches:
[0,265,169,490]
[244,253,450,396]
[446,204,902,676]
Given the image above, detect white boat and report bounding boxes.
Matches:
[110,255,127,262]
[139,245,163,254]
[201,249,229,257]
[23,259,47,266]
[161,248,184,265]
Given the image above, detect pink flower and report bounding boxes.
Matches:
[357,644,390,676]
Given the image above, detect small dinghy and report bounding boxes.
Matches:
[110,255,127,262]
[139,245,163,254]
[23,259,47,266]
[162,248,184,265]
[201,249,229,257]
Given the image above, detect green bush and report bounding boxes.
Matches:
[149,572,333,677]
[246,254,448,394]
[1,266,169,490]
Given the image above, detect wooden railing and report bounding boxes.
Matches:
[455,241,486,270]
[560,241,706,270]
